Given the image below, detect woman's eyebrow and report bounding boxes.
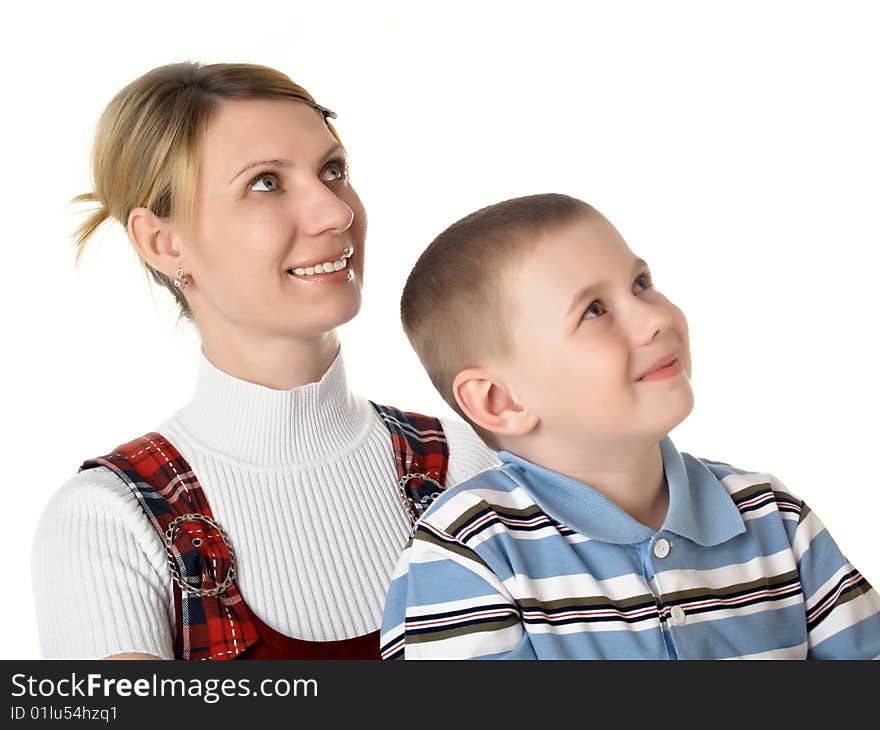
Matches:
[227,144,346,186]
[320,143,346,163]
[228,158,291,186]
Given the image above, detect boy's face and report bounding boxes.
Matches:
[500,213,693,448]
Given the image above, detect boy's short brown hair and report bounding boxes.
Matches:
[401,193,596,448]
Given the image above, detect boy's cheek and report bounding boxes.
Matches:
[670,305,692,374]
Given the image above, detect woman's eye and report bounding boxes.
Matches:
[321,158,349,183]
[248,172,281,192]
[583,300,607,320]
[633,272,653,293]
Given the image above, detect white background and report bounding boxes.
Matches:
[1,1,877,658]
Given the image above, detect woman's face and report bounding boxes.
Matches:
[180,97,367,342]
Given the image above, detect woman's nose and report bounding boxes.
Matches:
[299,179,355,238]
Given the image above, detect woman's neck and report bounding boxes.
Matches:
[168,340,373,467]
[200,329,341,391]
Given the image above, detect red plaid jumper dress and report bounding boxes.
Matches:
[79,402,450,660]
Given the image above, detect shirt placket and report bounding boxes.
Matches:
[640,534,682,660]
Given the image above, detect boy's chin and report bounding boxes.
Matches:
[662,398,695,435]
[646,393,694,439]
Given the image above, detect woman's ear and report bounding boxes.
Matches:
[452,367,539,438]
[127,206,184,276]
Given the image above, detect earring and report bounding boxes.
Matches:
[173,268,189,290]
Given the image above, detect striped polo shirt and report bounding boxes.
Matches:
[380,437,880,659]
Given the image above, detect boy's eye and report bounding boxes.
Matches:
[633,272,653,293]
[248,172,281,192]
[583,300,607,320]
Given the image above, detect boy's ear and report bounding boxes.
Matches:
[127,206,185,276]
[452,367,539,438]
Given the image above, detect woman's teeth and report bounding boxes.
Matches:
[289,255,349,276]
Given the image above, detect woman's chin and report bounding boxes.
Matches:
[296,294,363,335]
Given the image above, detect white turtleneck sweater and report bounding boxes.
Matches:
[31,349,500,659]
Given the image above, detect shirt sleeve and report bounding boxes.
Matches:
[380,518,535,660]
[31,467,175,659]
[438,416,500,488]
[775,476,880,659]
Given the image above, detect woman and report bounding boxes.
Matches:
[32,62,498,660]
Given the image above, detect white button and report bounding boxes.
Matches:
[653,538,671,559]
[670,606,686,625]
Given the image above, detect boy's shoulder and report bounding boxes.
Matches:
[684,452,805,510]
[421,451,806,535]
[692,454,766,489]
[420,463,535,534]
[692,455,756,478]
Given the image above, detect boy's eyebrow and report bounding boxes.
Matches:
[227,143,346,185]
[566,257,650,317]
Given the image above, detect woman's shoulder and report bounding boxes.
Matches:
[40,465,136,515]
[369,401,499,487]
[34,466,165,560]
[32,466,174,659]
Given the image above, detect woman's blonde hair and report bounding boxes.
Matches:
[72,62,339,319]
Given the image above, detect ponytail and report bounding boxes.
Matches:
[70,192,111,262]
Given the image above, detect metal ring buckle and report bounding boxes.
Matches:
[398,471,442,491]
[397,472,443,527]
[164,513,237,598]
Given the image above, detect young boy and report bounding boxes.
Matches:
[380,193,880,660]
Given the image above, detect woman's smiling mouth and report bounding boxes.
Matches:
[287,247,354,279]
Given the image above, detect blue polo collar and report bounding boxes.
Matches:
[496,437,746,546]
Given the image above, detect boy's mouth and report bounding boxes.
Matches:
[636,353,679,381]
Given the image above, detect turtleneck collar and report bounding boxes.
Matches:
[167,347,374,467]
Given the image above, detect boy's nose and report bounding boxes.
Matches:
[629,298,674,346]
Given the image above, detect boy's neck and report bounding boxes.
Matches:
[506,436,670,532]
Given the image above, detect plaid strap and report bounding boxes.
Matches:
[80,433,259,661]
[369,402,450,525]
[79,406,449,660]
